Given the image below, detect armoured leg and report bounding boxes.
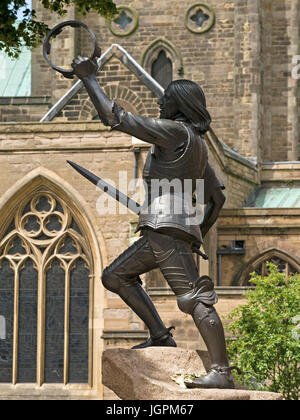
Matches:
[176,277,235,388]
[186,301,235,389]
[146,230,235,388]
[193,302,229,367]
[102,235,176,348]
[102,268,174,339]
[177,282,235,389]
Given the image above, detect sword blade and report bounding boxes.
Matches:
[67,161,141,215]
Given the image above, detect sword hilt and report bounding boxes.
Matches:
[192,246,208,260]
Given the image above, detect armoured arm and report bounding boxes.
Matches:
[71,57,118,126]
[71,57,187,150]
[201,188,226,238]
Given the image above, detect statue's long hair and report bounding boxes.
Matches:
[168,79,211,135]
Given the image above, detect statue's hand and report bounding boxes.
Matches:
[71,56,98,79]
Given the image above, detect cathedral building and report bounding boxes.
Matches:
[0,0,299,399]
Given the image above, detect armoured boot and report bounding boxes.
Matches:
[185,366,239,389]
[132,326,177,349]
[185,302,235,389]
[114,277,177,349]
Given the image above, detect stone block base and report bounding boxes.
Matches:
[102,347,282,400]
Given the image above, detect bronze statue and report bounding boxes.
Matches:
[45,23,238,388]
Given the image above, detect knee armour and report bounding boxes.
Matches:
[177,275,218,314]
[102,267,122,293]
[102,267,143,294]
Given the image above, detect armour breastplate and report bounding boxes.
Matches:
[136,124,208,242]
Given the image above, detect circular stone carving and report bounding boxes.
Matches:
[107,6,139,37]
[185,3,215,34]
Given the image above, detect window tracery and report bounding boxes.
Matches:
[107,6,139,37]
[236,249,300,286]
[184,3,216,34]
[0,191,92,385]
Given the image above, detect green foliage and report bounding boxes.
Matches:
[0,0,117,58]
[226,262,300,400]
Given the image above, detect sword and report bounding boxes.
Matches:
[67,160,141,215]
[67,161,208,260]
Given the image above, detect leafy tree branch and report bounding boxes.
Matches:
[0,0,117,58]
[226,262,300,400]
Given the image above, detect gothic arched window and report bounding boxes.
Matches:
[141,38,183,89]
[0,191,92,385]
[151,50,173,89]
[236,249,300,286]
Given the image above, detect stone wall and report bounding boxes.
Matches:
[218,208,300,286]
[261,0,300,162]
[31,0,77,103]
[54,57,159,122]
[0,97,51,123]
[215,162,300,287]
[1,0,299,161]
[214,162,300,287]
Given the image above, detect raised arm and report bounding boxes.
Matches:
[72,56,118,127]
[71,57,187,150]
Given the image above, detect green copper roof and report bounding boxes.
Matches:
[244,187,300,208]
[0,1,32,96]
[0,48,31,96]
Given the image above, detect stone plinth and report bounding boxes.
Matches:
[102,347,282,400]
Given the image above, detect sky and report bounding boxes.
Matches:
[0,1,32,95]
[15,0,32,21]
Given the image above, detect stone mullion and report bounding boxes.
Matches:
[261,262,266,278]
[88,270,94,388]
[36,262,45,386]
[12,262,19,385]
[63,261,71,385]
[285,263,289,277]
